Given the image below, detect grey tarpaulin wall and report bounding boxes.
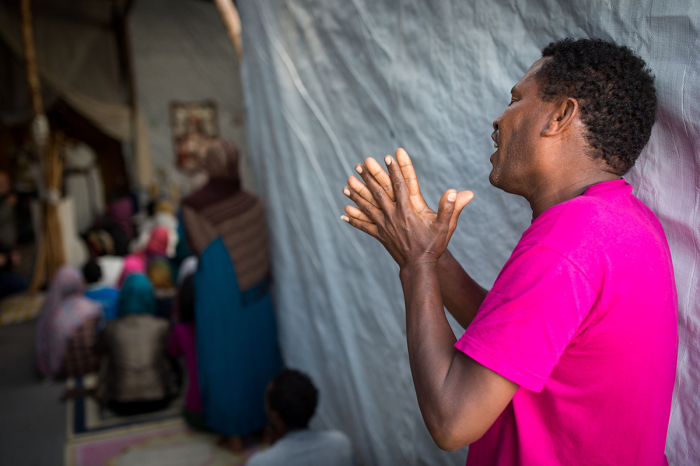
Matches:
[238,1,700,464]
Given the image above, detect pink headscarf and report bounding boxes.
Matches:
[146,226,170,258]
[35,266,102,379]
[117,254,146,289]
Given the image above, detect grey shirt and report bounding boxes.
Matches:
[247,429,354,466]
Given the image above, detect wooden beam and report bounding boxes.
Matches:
[21,0,65,290]
[213,0,243,60]
[20,0,43,117]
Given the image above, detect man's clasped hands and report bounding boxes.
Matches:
[341,148,474,270]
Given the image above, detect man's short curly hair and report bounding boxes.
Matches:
[536,38,657,175]
[268,369,319,429]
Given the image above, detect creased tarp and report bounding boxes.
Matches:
[238,1,700,465]
[0,0,153,189]
[0,0,128,140]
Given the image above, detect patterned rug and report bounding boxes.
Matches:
[65,375,267,465]
[0,292,44,326]
[65,418,265,466]
[66,374,184,438]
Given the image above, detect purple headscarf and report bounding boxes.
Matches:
[35,266,102,379]
[108,197,135,239]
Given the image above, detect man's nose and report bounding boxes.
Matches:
[492,118,500,132]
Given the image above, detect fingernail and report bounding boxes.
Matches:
[341,215,349,222]
[343,187,350,196]
[448,192,456,201]
[356,165,363,174]
[385,156,392,166]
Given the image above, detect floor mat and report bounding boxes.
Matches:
[0,292,44,326]
[66,374,185,439]
[64,418,265,466]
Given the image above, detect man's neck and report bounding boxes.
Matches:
[528,171,621,219]
[85,283,103,292]
[270,425,307,444]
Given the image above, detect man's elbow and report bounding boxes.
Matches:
[425,415,483,452]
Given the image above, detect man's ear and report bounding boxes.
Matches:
[541,97,579,137]
[267,406,285,429]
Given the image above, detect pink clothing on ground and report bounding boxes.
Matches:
[168,322,202,412]
[455,180,678,466]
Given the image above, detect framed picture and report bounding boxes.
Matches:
[169,100,219,171]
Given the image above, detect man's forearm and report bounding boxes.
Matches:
[400,261,461,442]
[401,259,516,450]
[437,250,488,328]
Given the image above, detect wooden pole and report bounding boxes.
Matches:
[213,0,244,60]
[20,0,43,117]
[21,0,65,291]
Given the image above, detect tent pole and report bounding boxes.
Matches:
[213,0,243,60]
[21,0,66,292]
[20,0,42,117]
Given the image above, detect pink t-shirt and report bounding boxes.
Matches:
[455,179,678,465]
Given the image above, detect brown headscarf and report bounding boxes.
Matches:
[182,139,241,212]
[181,139,270,291]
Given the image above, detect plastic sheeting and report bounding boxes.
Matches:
[0,0,128,139]
[238,1,700,465]
[0,0,153,189]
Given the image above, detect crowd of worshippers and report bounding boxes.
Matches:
[29,139,355,464]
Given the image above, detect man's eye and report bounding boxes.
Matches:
[508,99,516,107]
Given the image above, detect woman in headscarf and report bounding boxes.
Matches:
[132,200,179,257]
[107,196,135,240]
[116,254,145,289]
[96,274,178,416]
[145,226,170,259]
[181,139,283,450]
[147,258,176,320]
[36,266,103,379]
[117,223,174,289]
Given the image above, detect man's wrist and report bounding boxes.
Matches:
[400,256,439,280]
[438,249,453,267]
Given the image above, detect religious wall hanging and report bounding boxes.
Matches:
[169,100,219,172]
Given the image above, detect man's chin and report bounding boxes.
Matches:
[488,170,501,189]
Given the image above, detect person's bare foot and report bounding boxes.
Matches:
[218,435,244,453]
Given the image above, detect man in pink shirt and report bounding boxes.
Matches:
[341,38,677,465]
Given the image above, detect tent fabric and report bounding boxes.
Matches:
[128,0,255,195]
[0,1,126,139]
[0,0,153,189]
[238,0,700,465]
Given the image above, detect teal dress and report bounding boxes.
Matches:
[194,237,283,435]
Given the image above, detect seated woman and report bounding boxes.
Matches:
[83,259,119,321]
[96,274,179,416]
[36,266,103,379]
[116,226,172,289]
[116,254,145,289]
[168,274,204,430]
